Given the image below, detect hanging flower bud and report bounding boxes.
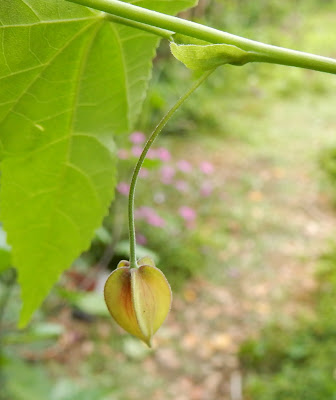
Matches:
[104,257,172,347]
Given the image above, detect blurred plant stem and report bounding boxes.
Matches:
[0,268,16,330]
[68,0,336,75]
[97,197,125,269]
[0,268,16,398]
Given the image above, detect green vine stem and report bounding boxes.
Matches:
[68,0,336,75]
[128,70,213,268]
[105,14,173,39]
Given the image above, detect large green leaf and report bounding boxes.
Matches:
[0,0,197,326]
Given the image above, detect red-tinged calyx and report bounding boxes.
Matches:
[104,257,172,346]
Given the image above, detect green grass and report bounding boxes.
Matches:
[239,249,336,399]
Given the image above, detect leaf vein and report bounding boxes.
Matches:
[0,17,98,29]
[65,162,101,206]
[0,64,43,81]
[107,23,130,131]
[55,208,80,237]
[0,20,99,126]
[20,0,40,20]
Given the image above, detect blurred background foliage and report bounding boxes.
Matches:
[239,253,336,399]
[1,0,336,399]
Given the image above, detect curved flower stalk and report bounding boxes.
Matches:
[103,64,212,345]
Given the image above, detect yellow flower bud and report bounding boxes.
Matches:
[104,257,172,347]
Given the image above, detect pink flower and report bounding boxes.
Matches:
[179,206,197,230]
[142,207,155,217]
[136,233,147,245]
[136,206,166,227]
[160,165,175,184]
[179,206,196,222]
[147,148,158,160]
[117,148,129,159]
[200,182,213,197]
[200,161,214,175]
[146,213,165,228]
[130,131,146,144]
[132,146,143,157]
[157,147,171,162]
[139,168,149,178]
[177,160,192,173]
[117,182,130,196]
[135,206,153,219]
[175,180,189,193]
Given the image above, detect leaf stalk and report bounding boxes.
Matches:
[68,0,336,75]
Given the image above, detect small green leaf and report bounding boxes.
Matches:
[170,42,250,71]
